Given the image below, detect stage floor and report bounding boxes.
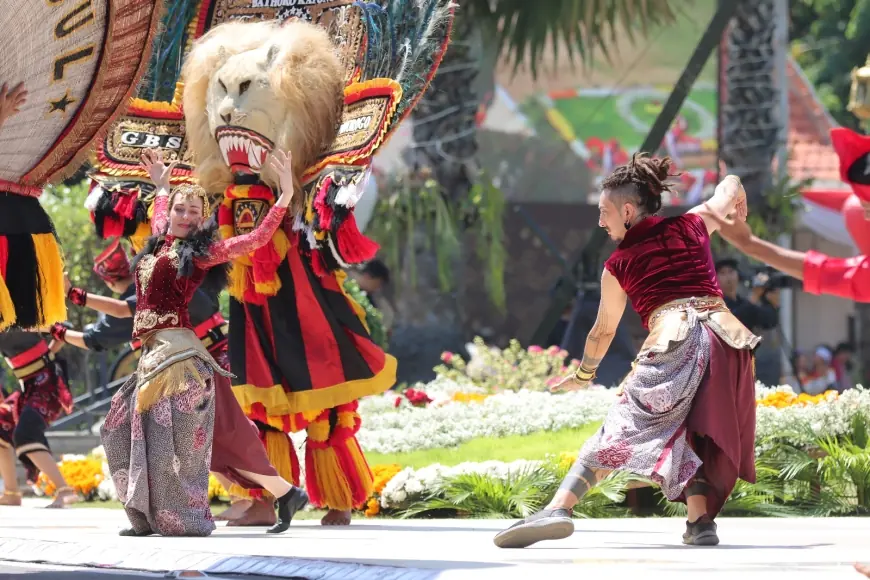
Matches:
[0,502,866,580]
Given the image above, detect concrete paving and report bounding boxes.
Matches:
[0,501,866,580]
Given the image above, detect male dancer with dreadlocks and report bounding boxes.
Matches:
[495,154,759,548]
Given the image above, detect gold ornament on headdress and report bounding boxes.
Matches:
[169,183,212,218]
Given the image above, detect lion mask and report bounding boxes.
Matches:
[182,20,344,207]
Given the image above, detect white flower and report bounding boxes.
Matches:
[359,386,616,454]
[377,459,549,509]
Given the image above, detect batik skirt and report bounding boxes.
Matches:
[576,316,757,517]
[101,331,278,536]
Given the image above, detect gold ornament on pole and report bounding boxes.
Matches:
[848,55,870,121]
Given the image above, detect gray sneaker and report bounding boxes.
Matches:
[682,515,719,546]
[493,508,574,549]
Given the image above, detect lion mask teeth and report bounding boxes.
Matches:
[216,128,272,174]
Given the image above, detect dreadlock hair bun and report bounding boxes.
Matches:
[600,152,681,215]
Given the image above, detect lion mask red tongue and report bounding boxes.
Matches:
[216,127,273,174]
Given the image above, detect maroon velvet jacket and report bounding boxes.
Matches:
[132,195,286,339]
[604,213,723,328]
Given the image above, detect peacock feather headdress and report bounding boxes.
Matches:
[295,0,456,275]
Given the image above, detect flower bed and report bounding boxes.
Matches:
[358,377,615,454]
[46,377,870,518]
[35,454,105,500]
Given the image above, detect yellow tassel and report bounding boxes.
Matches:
[310,446,353,511]
[336,411,357,430]
[129,222,152,255]
[265,430,298,486]
[307,419,330,443]
[228,431,298,500]
[253,277,282,295]
[226,263,250,301]
[31,233,66,326]
[343,437,375,507]
[0,271,16,331]
[135,358,204,412]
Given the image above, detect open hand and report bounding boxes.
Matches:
[0,82,27,127]
[549,372,591,393]
[269,149,295,208]
[140,149,178,191]
[722,175,748,222]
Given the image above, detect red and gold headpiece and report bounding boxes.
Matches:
[93,238,132,283]
[169,183,213,218]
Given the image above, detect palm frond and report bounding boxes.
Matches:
[398,465,559,519]
[573,471,634,519]
[468,0,679,79]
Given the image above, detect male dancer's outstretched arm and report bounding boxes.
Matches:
[63,276,133,318]
[551,271,627,391]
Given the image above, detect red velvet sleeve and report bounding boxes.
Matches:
[151,194,168,236]
[802,250,870,302]
[196,205,288,268]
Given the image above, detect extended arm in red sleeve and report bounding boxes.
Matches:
[151,192,168,236]
[196,205,288,268]
[803,250,870,302]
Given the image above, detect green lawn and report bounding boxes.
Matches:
[364,422,602,469]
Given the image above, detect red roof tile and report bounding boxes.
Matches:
[786,58,844,185]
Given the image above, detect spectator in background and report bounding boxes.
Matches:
[832,342,855,393]
[716,260,781,385]
[353,259,395,333]
[800,346,838,395]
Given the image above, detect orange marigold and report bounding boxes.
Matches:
[757,390,838,408]
[364,497,380,517]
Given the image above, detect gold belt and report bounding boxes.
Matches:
[647,296,727,328]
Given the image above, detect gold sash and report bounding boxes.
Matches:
[640,296,761,359]
[135,328,234,412]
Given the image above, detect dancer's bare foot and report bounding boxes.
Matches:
[214,499,252,521]
[226,498,277,527]
[321,509,351,526]
[45,487,80,509]
[855,563,870,578]
[0,491,22,506]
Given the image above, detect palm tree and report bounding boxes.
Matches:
[390,1,680,382]
[404,1,680,203]
[719,0,784,207]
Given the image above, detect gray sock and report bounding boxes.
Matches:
[558,459,597,499]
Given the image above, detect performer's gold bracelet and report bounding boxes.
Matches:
[573,365,596,382]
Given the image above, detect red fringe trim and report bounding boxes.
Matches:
[112,191,138,220]
[103,217,125,239]
[336,214,379,264]
[309,249,329,277]
[0,179,42,198]
[334,437,372,509]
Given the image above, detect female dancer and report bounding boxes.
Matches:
[495,154,758,548]
[83,150,306,536]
